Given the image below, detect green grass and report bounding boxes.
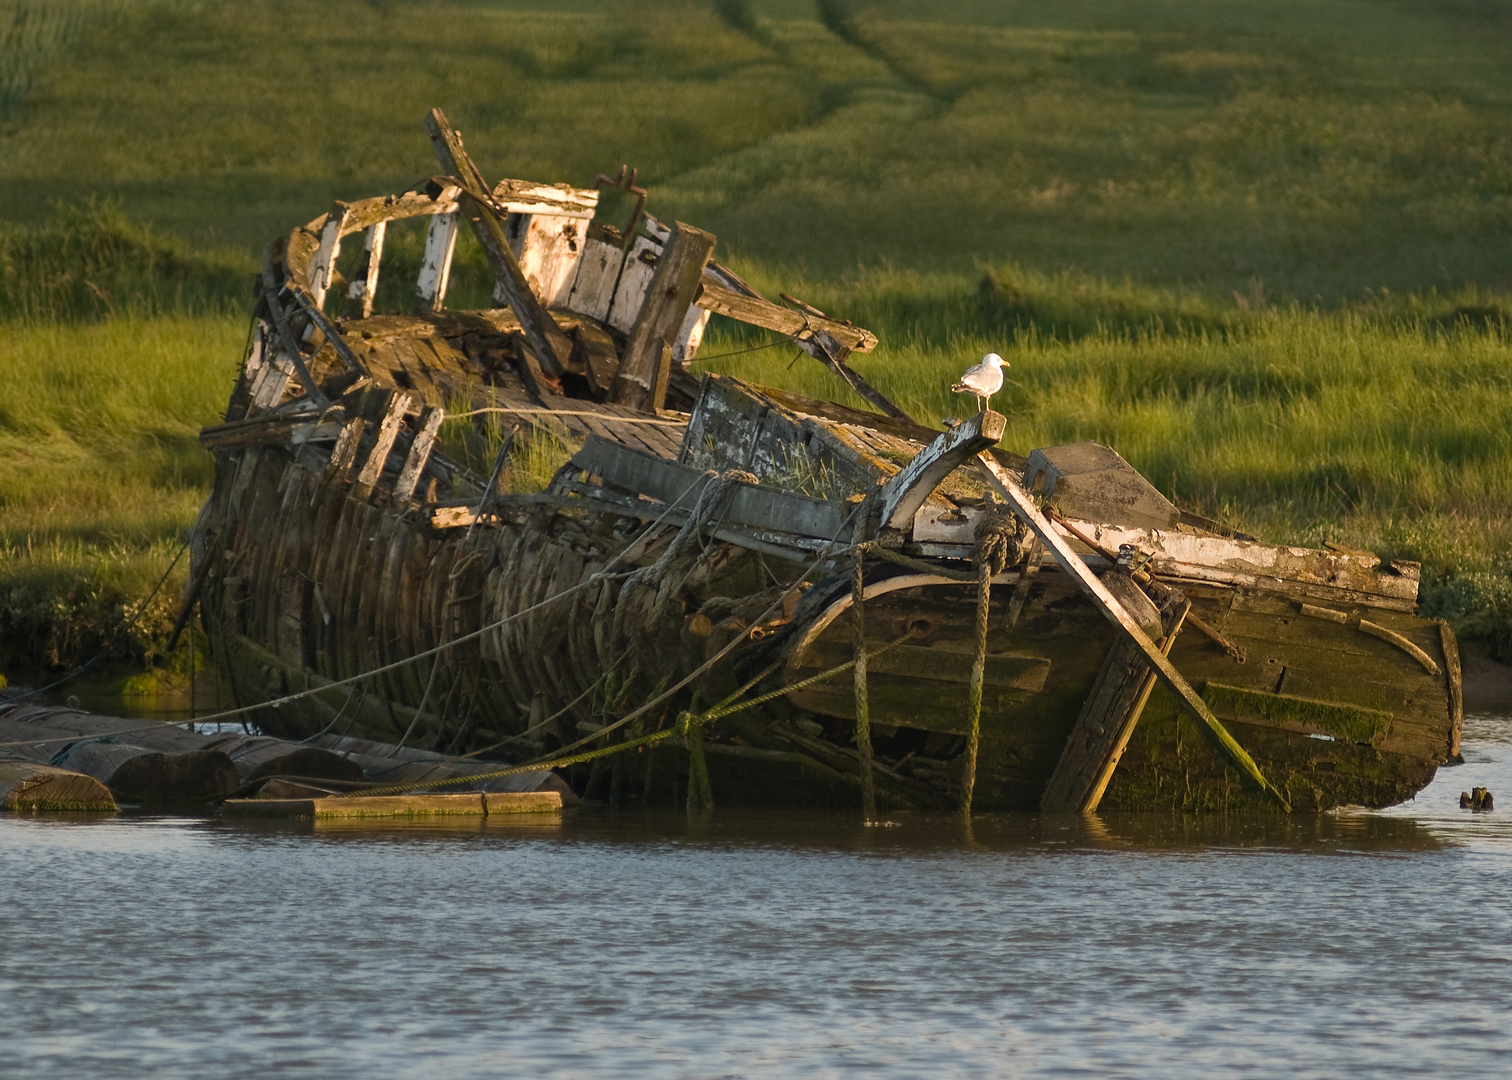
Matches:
[1,0,1510,677]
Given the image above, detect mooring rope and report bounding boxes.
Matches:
[342,630,917,799]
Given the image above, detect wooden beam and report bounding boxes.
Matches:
[877,411,1005,532]
[973,451,1292,811]
[614,222,716,411]
[697,277,878,353]
[424,108,574,382]
[572,435,847,540]
[1040,600,1189,813]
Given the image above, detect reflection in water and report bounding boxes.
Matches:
[1,713,1510,1079]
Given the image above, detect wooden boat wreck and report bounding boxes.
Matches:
[189,109,1463,815]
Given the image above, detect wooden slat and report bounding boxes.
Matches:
[606,235,659,334]
[347,221,386,319]
[614,222,716,411]
[425,109,574,379]
[1040,601,1188,813]
[572,436,846,540]
[566,237,625,322]
[415,210,459,312]
[394,407,443,501]
[355,392,417,498]
[697,277,877,352]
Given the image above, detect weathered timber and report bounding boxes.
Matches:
[1360,619,1441,674]
[1440,621,1463,758]
[416,209,459,312]
[425,109,574,378]
[573,436,847,540]
[226,789,561,819]
[697,276,877,353]
[52,743,239,804]
[1040,599,1190,813]
[974,451,1292,810]
[877,411,1006,532]
[0,707,363,785]
[0,761,118,812]
[614,222,716,411]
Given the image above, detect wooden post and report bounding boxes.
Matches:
[973,452,1291,811]
[614,222,717,411]
[348,221,386,318]
[424,109,574,382]
[1041,598,1190,813]
[852,550,877,820]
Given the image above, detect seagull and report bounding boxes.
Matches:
[952,352,1009,412]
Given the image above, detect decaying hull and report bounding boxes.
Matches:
[192,110,1461,813]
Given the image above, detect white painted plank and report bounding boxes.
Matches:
[566,237,625,322]
[672,304,711,364]
[347,221,387,318]
[508,214,586,309]
[416,210,460,312]
[309,212,345,310]
[606,234,659,334]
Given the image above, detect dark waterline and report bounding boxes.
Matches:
[4,716,1512,1078]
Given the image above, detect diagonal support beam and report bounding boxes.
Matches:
[973,452,1291,811]
[424,109,573,387]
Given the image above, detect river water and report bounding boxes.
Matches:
[4,715,1512,1078]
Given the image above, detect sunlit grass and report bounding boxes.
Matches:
[1,0,1510,668]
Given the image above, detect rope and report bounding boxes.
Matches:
[338,631,917,799]
[852,550,877,820]
[0,471,714,753]
[959,557,991,819]
[959,509,1029,818]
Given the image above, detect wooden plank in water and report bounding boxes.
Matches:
[483,791,563,814]
[0,762,118,812]
[225,790,561,818]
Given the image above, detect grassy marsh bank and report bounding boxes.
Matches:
[1,0,1509,682]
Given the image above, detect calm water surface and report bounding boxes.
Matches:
[4,715,1512,1078]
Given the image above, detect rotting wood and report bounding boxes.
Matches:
[349,221,387,319]
[425,108,574,379]
[1360,619,1441,674]
[973,451,1292,811]
[1040,598,1190,813]
[354,392,418,499]
[191,117,1455,816]
[614,222,716,411]
[0,762,117,812]
[394,407,444,501]
[1439,621,1463,758]
[877,411,1005,532]
[416,210,459,312]
[697,277,877,352]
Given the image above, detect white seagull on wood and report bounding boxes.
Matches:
[952,352,1009,412]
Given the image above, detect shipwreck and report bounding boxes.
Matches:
[185,110,1463,815]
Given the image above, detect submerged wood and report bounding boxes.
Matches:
[0,761,118,812]
[188,113,1459,815]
